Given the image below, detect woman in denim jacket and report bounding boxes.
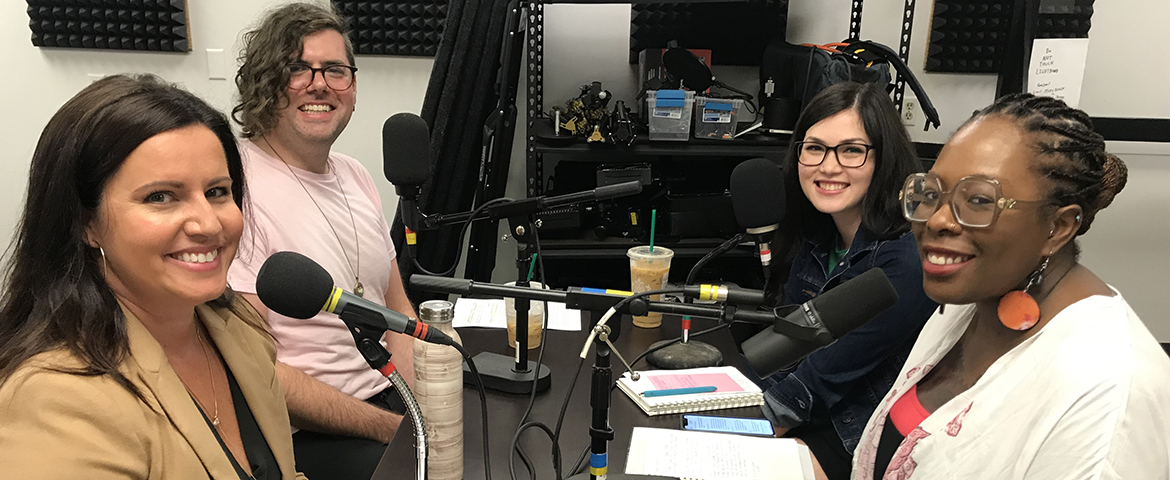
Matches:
[753,82,937,479]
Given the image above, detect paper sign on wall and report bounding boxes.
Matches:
[1027,38,1091,108]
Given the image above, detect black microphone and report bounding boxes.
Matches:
[730,158,785,269]
[662,48,715,92]
[662,48,757,100]
[741,268,899,378]
[382,113,432,248]
[256,251,454,346]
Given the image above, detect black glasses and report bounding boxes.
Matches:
[286,63,358,90]
[795,141,873,168]
[900,172,1054,228]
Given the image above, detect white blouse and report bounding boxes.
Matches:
[852,291,1170,480]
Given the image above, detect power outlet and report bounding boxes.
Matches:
[902,98,922,131]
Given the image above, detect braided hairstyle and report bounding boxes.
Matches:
[966,93,1127,237]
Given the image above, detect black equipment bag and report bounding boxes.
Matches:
[760,39,940,131]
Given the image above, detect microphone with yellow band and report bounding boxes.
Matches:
[258,251,455,346]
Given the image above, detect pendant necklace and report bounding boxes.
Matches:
[264,137,365,296]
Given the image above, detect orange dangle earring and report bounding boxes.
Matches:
[998,257,1048,331]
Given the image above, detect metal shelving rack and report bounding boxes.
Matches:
[517,0,870,288]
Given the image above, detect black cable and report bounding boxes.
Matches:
[516,446,535,480]
[412,197,513,276]
[570,444,590,476]
[551,355,587,480]
[452,343,492,480]
[685,233,745,286]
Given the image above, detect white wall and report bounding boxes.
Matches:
[504,0,1169,339]
[0,0,432,244]
[3,0,1166,338]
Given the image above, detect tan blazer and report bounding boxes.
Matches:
[0,301,307,480]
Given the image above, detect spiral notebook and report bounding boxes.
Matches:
[616,366,764,416]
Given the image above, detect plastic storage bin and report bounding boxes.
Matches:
[693,97,743,140]
[646,90,695,141]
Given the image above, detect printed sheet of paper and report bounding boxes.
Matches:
[625,427,812,480]
[1027,38,1091,107]
[452,298,581,331]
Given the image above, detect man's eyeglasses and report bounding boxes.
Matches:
[287,63,358,91]
[795,141,873,168]
[900,172,1053,228]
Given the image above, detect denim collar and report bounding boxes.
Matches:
[806,226,884,275]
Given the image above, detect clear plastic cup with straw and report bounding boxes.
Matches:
[628,209,672,328]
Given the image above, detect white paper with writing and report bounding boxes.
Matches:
[1027,38,1091,107]
[624,427,813,480]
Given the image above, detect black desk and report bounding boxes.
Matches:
[374,316,761,479]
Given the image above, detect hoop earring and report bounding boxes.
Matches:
[98,247,108,275]
[997,257,1048,331]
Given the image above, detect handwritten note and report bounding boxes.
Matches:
[647,372,745,393]
[1027,38,1091,107]
[625,427,812,480]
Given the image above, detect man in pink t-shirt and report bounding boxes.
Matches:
[228,4,417,479]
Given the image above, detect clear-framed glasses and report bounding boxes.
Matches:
[286,63,358,91]
[795,141,873,168]
[900,172,1053,228]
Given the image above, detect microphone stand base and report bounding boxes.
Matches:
[645,340,724,370]
[461,351,551,394]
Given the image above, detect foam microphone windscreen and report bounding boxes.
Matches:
[256,251,335,320]
[730,158,785,229]
[662,48,714,92]
[382,113,432,186]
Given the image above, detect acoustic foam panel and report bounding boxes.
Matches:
[26,0,189,52]
[332,1,447,57]
[630,1,789,66]
[926,0,1094,73]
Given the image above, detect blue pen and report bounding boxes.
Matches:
[641,386,717,397]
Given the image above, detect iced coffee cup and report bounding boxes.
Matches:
[504,281,545,349]
[627,246,673,328]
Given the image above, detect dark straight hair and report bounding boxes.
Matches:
[0,75,255,395]
[777,82,923,257]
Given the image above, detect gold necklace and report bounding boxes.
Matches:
[177,322,220,427]
[262,137,365,296]
[179,325,259,480]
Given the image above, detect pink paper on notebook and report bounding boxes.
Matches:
[647,372,744,393]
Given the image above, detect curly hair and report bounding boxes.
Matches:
[233,2,354,138]
[966,93,1127,236]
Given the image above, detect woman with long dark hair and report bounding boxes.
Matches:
[753,82,937,479]
[0,75,304,479]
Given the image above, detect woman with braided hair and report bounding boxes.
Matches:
[850,94,1170,479]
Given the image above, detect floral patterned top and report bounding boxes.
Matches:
[852,292,1170,480]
